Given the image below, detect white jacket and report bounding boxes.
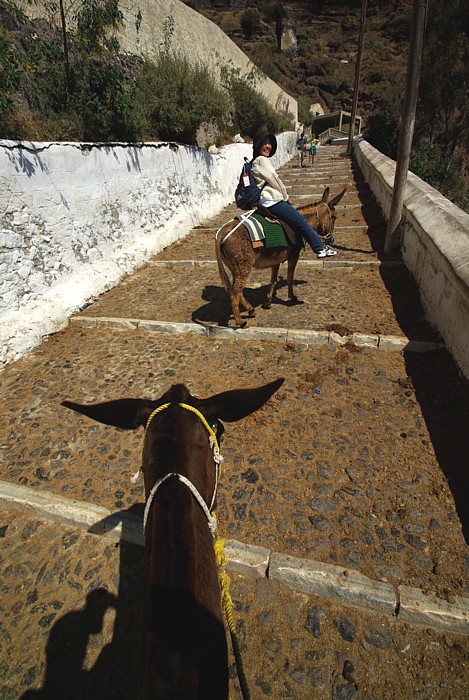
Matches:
[251,156,289,204]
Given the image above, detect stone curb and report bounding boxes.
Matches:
[269,551,396,615]
[1,481,468,635]
[398,585,469,636]
[147,259,403,269]
[70,316,445,354]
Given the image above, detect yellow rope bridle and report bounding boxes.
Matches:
[140,401,250,699]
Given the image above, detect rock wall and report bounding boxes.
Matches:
[0,133,297,365]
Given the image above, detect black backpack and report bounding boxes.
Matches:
[235,158,265,210]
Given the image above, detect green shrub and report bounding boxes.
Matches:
[298,96,314,127]
[382,12,412,44]
[27,44,138,141]
[0,3,294,144]
[0,8,24,113]
[364,101,400,159]
[259,3,277,23]
[0,32,22,111]
[327,40,341,52]
[240,8,260,39]
[320,78,349,96]
[221,63,293,138]
[132,53,228,144]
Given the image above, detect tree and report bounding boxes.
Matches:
[40,0,123,101]
[417,0,469,161]
[364,100,400,158]
[274,3,288,52]
[410,141,469,211]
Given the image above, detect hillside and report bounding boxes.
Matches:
[189,0,413,125]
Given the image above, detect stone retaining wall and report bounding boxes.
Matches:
[0,133,296,365]
[354,137,469,380]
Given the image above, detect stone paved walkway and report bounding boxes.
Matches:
[1,146,469,698]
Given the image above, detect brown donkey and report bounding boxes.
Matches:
[215,186,346,327]
[62,377,284,699]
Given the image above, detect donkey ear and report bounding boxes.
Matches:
[328,188,347,208]
[61,398,154,430]
[199,378,284,423]
[321,186,330,202]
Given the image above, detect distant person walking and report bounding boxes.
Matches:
[309,135,319,166]
[296,132,308,167]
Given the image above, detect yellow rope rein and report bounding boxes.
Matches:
[214,531,250,700]
[141,401,250,700]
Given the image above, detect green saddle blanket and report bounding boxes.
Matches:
[236,212,302,248]
[250,212,290,247]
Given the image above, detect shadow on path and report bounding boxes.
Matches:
[22,506,144,700]
[192,279,309,327]
[358,183,469,542]
[404,349,469,543]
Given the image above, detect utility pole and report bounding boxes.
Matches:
[384,0,428,253]
[346,0,367,157]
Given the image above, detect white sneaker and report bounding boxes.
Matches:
[317,245,337,258]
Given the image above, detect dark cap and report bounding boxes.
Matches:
[252,132,277,159]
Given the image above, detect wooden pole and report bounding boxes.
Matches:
[384,0,428,253]
[346,0,367,157]
[59,0,71,104]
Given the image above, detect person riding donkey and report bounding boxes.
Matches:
[251,132,338,258]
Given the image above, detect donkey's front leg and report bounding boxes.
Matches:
[263,264,280,309]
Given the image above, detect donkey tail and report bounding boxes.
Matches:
[215,226,233,296]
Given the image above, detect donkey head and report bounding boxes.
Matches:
[62,377,284,510]
[309,186,347,245]
[61,377,284,432]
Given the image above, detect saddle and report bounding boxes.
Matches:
[235,209,301,249]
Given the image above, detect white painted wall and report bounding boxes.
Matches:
[0,133,297,365]
[354,137,469,380]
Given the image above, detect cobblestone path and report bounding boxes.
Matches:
[1,146,468,698]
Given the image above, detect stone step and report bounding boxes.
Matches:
[0,322,464,600]
[73,259,441,342]
[3,481,468,635]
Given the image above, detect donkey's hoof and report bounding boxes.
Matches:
[248,309,256,318]
[287,296,304,306]
[235,320,248,329]
[262,301,272,310]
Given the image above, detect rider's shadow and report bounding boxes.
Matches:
[21,505,144,700]
[192,280,309,326]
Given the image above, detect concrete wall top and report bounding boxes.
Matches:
[354,137,469,380]
[356,139,469,291]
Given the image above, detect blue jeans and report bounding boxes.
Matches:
[267,201,325,253]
